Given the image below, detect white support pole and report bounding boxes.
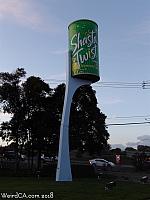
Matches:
[56,76,91,181]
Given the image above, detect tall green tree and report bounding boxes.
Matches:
[0,68,26,169]
[53,84,109,156]
[0,70,54,170]
[70,85,109,155]
[22,76,53,170]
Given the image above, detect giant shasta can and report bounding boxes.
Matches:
[68,19,100,82]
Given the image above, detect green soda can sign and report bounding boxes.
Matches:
[68,19,100,82]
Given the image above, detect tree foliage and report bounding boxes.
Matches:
[0,68,109,169]
[70,85,109,155]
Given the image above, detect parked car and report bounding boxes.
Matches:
[41,156,52,163]
[89,158,115,169]
[41,155,58,163]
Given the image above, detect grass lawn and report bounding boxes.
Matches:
[0,177,149,200]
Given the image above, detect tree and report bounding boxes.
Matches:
[70,85,109,155]
[137,145,150,152]
[22,76,53,170]
[0,68,26,169]
[53,84,110,156]
[0,68,109,171]
[0,70,54,170]
[111,148,122,155]
[125,147,137,152]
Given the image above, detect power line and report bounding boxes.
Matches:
[93,85,141,89]
[107,121,150,126]
[45,79,142,84]
[90,81,148,89]
[107,115,150,119]
[95,81,142,86]
[2,76,150,89]
[44,79,150,89]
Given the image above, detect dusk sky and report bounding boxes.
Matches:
[0,0,150,148]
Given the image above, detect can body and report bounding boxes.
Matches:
[68,19,100,82]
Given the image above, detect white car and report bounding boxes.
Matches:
[41,156,52,163]
[89,158,115,168]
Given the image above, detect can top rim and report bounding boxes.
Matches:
[68,19,98,29]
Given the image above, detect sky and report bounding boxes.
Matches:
[0,0,150,149]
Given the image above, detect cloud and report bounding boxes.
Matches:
[137,135,150,146]
[137,135,150,141]
[126,142,139,147]
[0,0,60,33]
[126,135,150,147]
[0,0,40,29]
